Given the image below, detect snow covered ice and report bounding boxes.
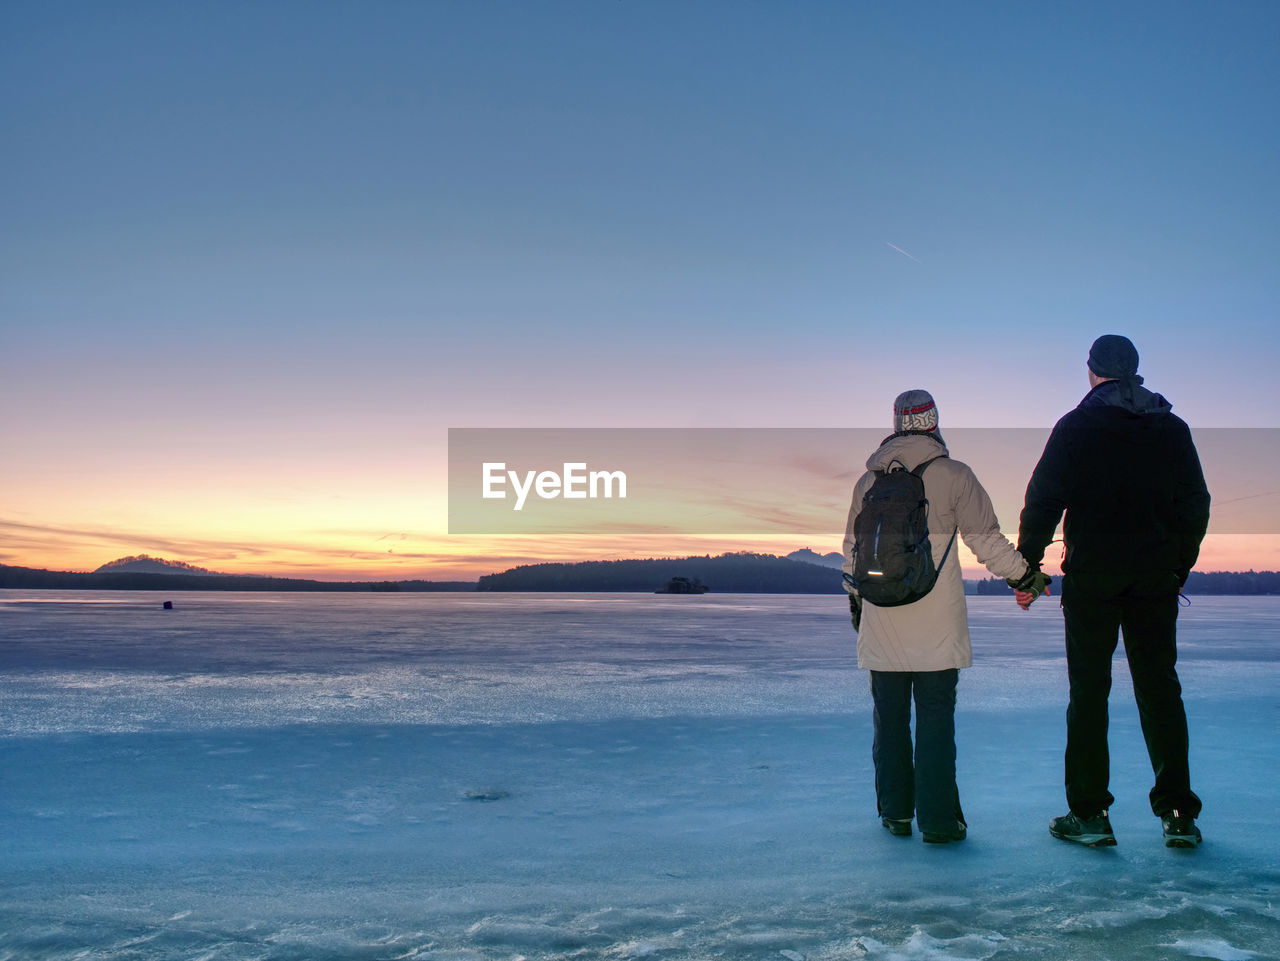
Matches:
[1,590,1277,960]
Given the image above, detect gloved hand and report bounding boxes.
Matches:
[848,592,863,632]
[1013,587,1048,609]
[1007,565,1052,610]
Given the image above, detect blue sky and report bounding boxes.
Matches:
[2,1,1277,575]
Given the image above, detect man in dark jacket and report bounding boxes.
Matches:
[1016,334,1210,849]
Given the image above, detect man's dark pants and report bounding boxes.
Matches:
[1061,573,1202,819]
[870,669,964,833]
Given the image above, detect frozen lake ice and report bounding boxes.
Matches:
[1,590,1277,960]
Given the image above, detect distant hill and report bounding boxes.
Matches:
[95,555,221,576]
[786,548,843,569]
[477,552,842,593]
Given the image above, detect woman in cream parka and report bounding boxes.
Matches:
[841,390,1031,843]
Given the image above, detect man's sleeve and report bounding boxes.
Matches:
[1172,421,1211,582]
[1017,421,1071,568]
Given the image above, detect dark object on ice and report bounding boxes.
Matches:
[162,600,173,610]
[655,576,708,594]
[462,788,511,802]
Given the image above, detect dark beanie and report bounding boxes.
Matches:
[1087,335,1140,379]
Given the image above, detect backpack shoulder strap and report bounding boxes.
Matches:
[936,525,959,575]
[910,454,947,477]
[911,453,959,573]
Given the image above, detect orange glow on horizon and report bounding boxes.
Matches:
[4,432,1276,583]
[4,527,1276,584]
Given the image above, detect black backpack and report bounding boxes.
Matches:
[847,455,957,607]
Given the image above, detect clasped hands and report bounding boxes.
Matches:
[1008,564,1052,610]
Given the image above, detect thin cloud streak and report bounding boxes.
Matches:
[886,242,922,264]
[0,518,270,561]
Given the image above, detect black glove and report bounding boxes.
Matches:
[848,592,862,632]
[1007,565,1053,601]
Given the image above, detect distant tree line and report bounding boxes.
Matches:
[1182,570,1280,594]
[968,572,1280,596]
[970,577,1017,595]
[0,565,475,592]
[5,561,1277,596]
[476,552,843,593]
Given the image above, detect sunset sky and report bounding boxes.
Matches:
[3,2,1278,580]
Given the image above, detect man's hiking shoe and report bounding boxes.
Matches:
[881,817,912,837]
[1049,811,1116,847]
[922,820,967,844]
[1162,811,1202,848]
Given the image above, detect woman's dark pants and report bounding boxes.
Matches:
[870,669,964,834]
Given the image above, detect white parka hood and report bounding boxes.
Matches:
[866,431,949,474]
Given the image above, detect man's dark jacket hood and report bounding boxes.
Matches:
[1079,379,1172,416]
